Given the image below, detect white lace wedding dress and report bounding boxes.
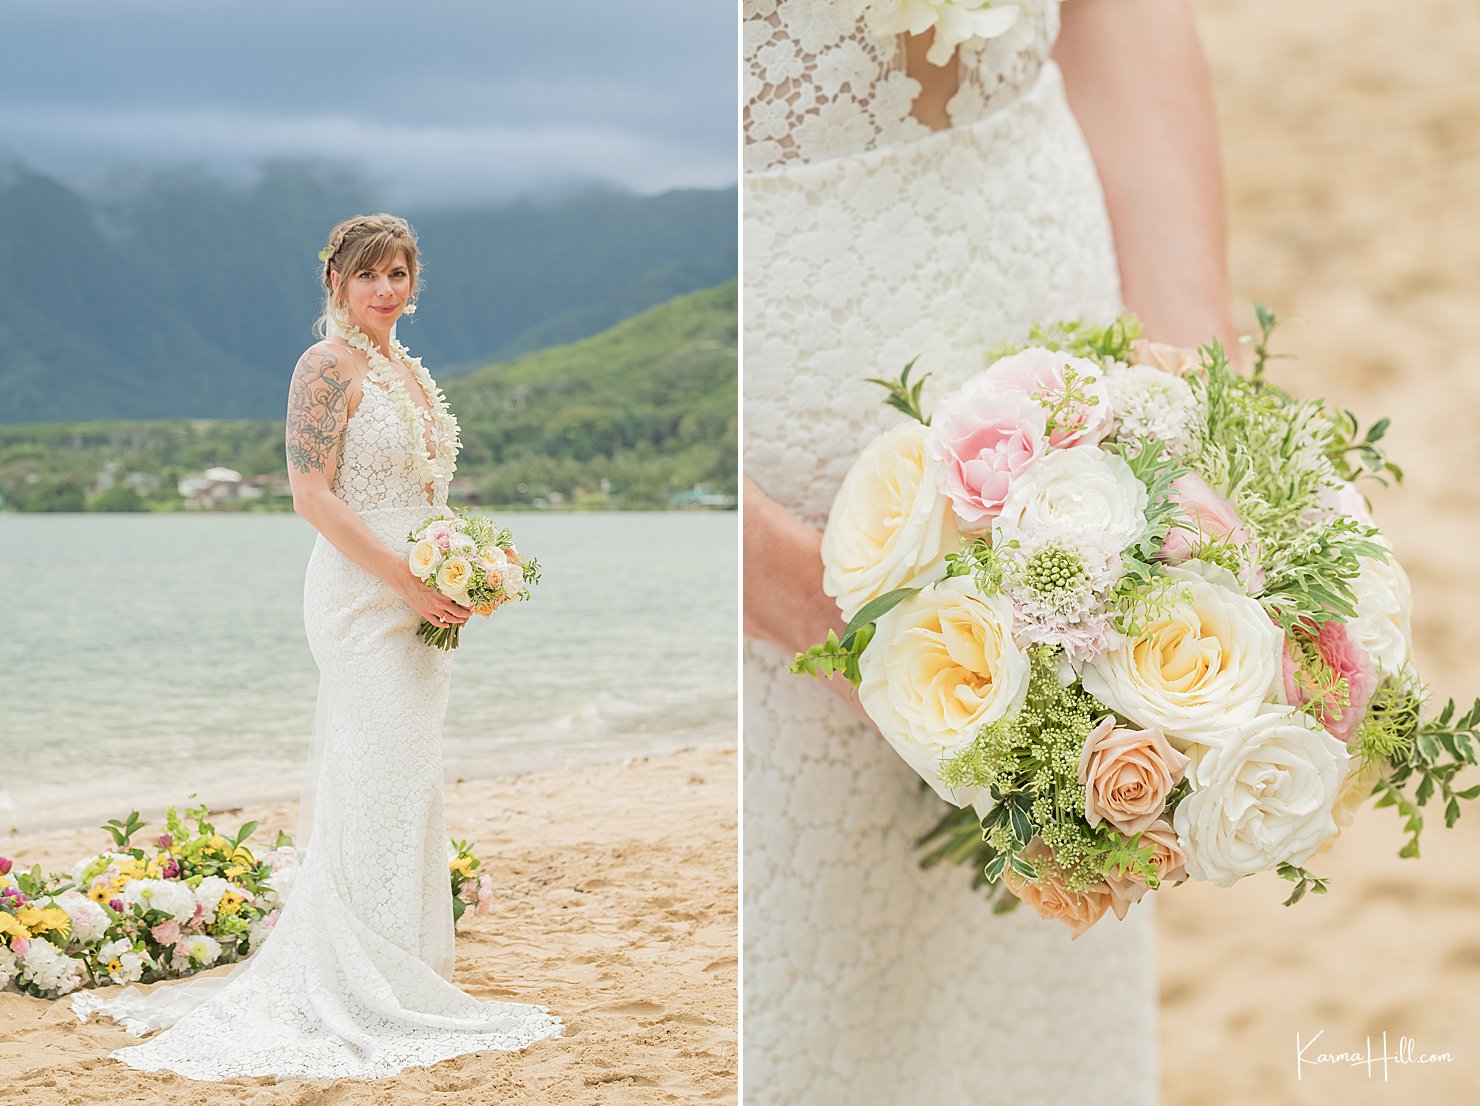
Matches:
[744,2,1159,1103]
[69,332,563,1081]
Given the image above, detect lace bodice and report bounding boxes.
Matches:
[334,370,452,511]
[744,0,1061,174]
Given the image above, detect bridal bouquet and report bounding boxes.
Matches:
[0,803,498,997]
[406,507,541,649]
[792,309,1479,936]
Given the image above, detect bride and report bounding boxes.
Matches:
[70,213,564,1081]
[743,1,1235,1102]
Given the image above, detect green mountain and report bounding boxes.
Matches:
[0,160,736,424]
[0,282,737,512]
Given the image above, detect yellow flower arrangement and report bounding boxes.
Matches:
[0,913,30,942]
[225,865,245,879]
[218,891,245,915]
[87,882,116,905]
[16,905,71,938]
[448,855,476,877]
[206,834,231,854]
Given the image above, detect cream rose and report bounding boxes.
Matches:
[408,538,442,580]
[1105,820,1187,919]
[435,556,472,598]
[1077,718,1191,835]
[1348,538,1414,678]
[1079,561,1283,750]
[1129,338,1200,378]
[857,577,1031,804]
[1172,705,1349,887]
[992,446,1149,557]
[497,562,524,596]
[822,421,959,621]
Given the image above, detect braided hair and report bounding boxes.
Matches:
[314,213,420,339]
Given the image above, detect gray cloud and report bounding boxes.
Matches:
[0,0,737,204]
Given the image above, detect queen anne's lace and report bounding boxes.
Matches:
[70,346,561,1081]
[743,3,1161,1103]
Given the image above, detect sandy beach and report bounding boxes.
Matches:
[1158,3,1480,1102]
[0,745,738,1105]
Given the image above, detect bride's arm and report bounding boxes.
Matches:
[1053,0,1238,352]
[285,343,470,626]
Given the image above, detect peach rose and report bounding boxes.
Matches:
[1077,718,1191,836]
[1129,338,1201,377]
[1104,820,1187,919]
[1003,839,1112,939]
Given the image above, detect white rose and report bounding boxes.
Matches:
[1348,538,1414,677]
[992,446,1148,557]
[821,421,959,622]
[1173,706,1349,886]
[857,576,1031,804]
[498,562,524,596]
[51,891,109,946]
[408,538,441,580]
[482,545,509,568]
[1080,561,1283,749]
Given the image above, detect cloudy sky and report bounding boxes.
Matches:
[0,0,737,205]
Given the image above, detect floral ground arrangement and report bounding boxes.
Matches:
[794,308,1480,935]
[0,803,496,997]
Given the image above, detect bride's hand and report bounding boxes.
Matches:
[394,568,472,627]
[743,476,870,720]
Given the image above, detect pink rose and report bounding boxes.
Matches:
[1003,838,1112,939]
[1282,620,1378,742]
[926,387,1046,533]
[1105,820,1188,920]
[151,919,181,945]
[1077,718,1191,836]
[425,521,453,553]
[1130,338,1200,378]
[1159,473,1253,563]
[502,545,521,566]
[476,874,494,915]
[981,348,1113,448]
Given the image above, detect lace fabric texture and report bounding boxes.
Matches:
[743,6,1161,1103]
[69,351,562,1081]
[744,0,1060,174]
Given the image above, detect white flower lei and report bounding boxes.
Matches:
[339,322,461,488]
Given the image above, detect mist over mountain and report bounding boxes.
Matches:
[0,159,736,423]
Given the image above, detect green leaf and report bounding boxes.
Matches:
[1006,853,1037,881]
[983,853,1008,884]
[1008,802,1032,846]
[842,587,921,642]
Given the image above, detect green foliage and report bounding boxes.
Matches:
[1258,516,1387,635]
[1376,696,1480,857]
[789,585,918,685]
[989,313,1143,364]
[1276,862,1330,906]
[1240,301,1297,388]
[865,357,932,425]
[943,537,1007,596]
[1327,409,1405,487]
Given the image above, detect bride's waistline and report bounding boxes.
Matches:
[744,59,1065,186]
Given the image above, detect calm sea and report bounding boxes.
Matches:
[0,512,737,833]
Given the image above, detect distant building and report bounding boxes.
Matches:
[669,484,737,510]
[179,467,243,510]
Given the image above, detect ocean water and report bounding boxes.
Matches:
[0,511,737,832]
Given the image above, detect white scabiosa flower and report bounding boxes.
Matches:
[1000,525,1125,662]
[1106,361,1200,454]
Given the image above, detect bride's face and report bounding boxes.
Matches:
[334,250,413,332]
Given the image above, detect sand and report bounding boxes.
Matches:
[1156,3,1480,1102]
[0,746,738,1105]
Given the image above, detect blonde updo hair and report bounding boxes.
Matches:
[315,213,421,338]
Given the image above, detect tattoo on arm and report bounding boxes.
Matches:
[286,350,351,474]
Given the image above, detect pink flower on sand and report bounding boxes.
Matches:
[926,386,1047,533]
[156,834,173,850]
[1159,472,1252,563]
[1282,619,1378,742]
[980,348,1113,449]
[151,919,181,945]
[475,874,494,916]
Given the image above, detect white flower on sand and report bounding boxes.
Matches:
[856,0,1023,66]
[1173,706,1349,887]
[0,946,17,990]
[193,876,250,926]
[19,939,84,996]
[497,562,524,597]
[119,878,198,922]
[822,421,958,621]
[171,934,223,971]
[49,890,109,946]
[858,577,1031,804]
[1080,561,1283,750]
[992,446,1148,557]
[98,938,148,984]
[408,538,442,580]
[435,556,473,599]
[1348,537,1414,678]
[1105,361,1200,454]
